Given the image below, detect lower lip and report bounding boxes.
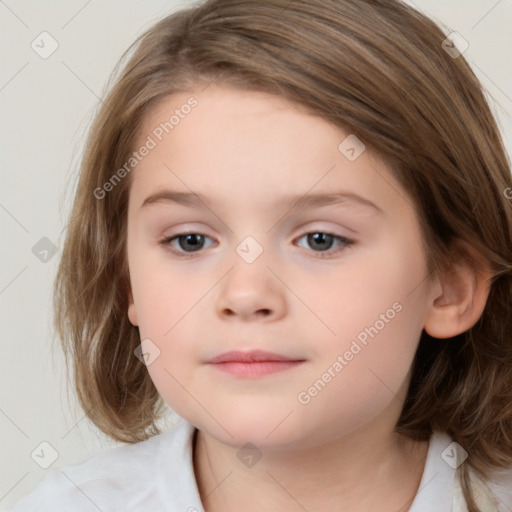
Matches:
[208,361,304,377]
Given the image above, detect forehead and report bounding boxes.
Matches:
[129,86,408,216]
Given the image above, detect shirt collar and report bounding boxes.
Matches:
[162,420,499,512]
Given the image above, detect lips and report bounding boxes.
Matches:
[206,350,303,364]
[205,350,306,378]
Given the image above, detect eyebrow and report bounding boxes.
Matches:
[140,189,384,215]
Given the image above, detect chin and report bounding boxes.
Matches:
[198,411,315,452]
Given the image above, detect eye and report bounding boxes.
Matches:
[160,231,355,259]
[160,233,215,257]
[295,232,354,258]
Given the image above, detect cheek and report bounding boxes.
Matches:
[303,230,427,353]
[303,228,428,412]
[129,249,205,340]
[145,359,193,417]
[128,259,210,407]
[128,270,203,406]
[138,300,202,418]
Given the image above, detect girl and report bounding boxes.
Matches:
[9,0,512,510]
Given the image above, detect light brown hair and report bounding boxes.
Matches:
[53,1,512,510]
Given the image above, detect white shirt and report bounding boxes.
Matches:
[7,418,511,511]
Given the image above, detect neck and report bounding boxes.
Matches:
[193,423,429,512]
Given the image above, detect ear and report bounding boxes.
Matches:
[423,243,493,339]
[126,283,139,326]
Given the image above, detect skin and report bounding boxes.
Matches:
[126,85,491,512]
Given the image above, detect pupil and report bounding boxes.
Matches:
[181,234,203,252]
[309,233,332,250]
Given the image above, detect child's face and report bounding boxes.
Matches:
[126,85,438,449]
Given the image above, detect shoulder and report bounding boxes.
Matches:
[7,419,198,511]
[409,430,511,512]
[479,465,512,512]
[452,454,512,512]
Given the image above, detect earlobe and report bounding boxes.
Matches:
[127,287,139,326]
[423,250,493,339]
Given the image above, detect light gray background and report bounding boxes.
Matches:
[1,0,511,509]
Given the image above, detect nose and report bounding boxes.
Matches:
[215,263,286,322]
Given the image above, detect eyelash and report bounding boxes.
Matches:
[159,231,355,259]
